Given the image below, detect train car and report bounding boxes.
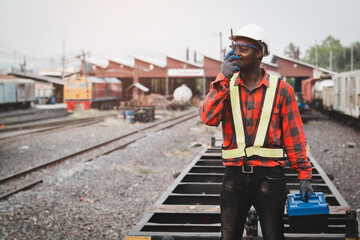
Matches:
[322,84,334,110]
[64,76,122,111]
[333,70,360,118]
[301,77,320,104]
[312,79,333,109]
[0,78,35,110]
[300,71,360,122]
[34,81,55,105]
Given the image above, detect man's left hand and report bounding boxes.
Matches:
[300,180,314,202]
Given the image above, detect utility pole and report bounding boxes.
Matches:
[315,42,318,68]
[19,55,26,73]
[351,45,354,71]
[62,39,65,80]
[329,51,332,71]
[186,47,189,61]
[81,49,86,76]
[165,68,169,97]
[220,32,222,61]
[203,74,206,98]
[344,49,346,71]
[75,50,90,76]
[14,51,16,70]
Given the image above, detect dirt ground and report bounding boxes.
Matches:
[0,111,359,239]
[303,118,360,216]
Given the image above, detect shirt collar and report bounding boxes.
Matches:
[234,68,270,88]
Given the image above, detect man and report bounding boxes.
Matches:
[199,23,313,240]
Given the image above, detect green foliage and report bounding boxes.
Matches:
[300,35,360,72]
[336,42,360,71]
[285,77,295,88]
[284,42,300,59]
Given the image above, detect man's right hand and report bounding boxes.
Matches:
[221,50,241,79]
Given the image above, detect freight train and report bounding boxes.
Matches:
[0,78,35,111]
[63,76,122,111]
[301,70,360,120]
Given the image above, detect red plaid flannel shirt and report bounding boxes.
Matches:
[199,69,312,180]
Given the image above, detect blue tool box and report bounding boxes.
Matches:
[286,192,329,233]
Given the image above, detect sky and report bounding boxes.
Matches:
[1,0,360,71]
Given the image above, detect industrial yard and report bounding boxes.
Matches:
[1,1,360,239]
[0,109,359,239]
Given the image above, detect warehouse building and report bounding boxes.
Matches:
[83,52,337,99]
[262,55,336,93]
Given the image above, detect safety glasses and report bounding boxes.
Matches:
[229,43,260,53]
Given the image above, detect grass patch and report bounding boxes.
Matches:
[100,117,129,127]
[138,167,154,174]
[68,109,117,119]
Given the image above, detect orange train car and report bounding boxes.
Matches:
[301,77,320,104]
[64,76,122,112]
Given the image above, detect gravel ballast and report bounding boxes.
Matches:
[0,110,359,239]
[0,110,217,239]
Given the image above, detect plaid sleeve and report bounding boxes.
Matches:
[280,82,312,180]
[199,73,230,126]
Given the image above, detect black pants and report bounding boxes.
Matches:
[220,166,287,240]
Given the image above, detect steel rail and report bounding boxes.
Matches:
[0,111,71,126]
[0,179,43,200]
[126,137,359,239]
[0,111,198,200]
[0,114,116,133]
[0,117,107,143]
[84,112,198,162]
[0,109,47,118]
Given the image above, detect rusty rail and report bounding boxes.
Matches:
[0,111,198,200]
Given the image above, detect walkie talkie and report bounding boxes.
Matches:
[231,28,235,50]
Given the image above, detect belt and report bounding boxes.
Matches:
[227,165,281,174]
[241,165,254,174]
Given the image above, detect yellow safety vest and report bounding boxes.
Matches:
[222,72,284,159]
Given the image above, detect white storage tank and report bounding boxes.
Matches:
[173,84,193,104]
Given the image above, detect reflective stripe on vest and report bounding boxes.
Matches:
[222,72,284,159]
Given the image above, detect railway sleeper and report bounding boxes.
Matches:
[126,136,359,239]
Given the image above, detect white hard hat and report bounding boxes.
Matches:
[229,23,270,57]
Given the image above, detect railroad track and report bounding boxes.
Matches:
[0,111,199,200]
[126,135,359,240]
[0,114,116,142]
[0,109,46,118]
[0,108,70,126]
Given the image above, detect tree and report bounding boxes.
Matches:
[288,36,360,72]
[284,43,300,60]
[321,39,360,72]
[351,42,360,70]
[302,36,343,71]
[336,42,360,71]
